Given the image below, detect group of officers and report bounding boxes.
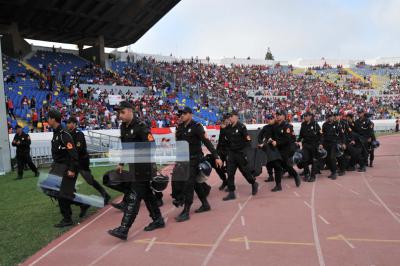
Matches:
[22,101,376,240]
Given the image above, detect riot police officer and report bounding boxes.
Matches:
[108,101,164,240]
[321,112,343,179]
[258,114,284,191]
[355,109,375,169]
[12,125,39,180]
[174,107,222,222]
[223,111,259,201]
[271,110,301,187]
[335,112,347,176]
[297,112,321,182]
[48,109,89,228]
[66,117,110,205]
[344,113,366,172]
[257,114,276,183]
[215,113,231,190]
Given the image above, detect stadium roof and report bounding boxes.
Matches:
[0,0,180,47]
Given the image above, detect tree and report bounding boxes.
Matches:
[265,47,274,60]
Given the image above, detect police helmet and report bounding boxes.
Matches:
[197,160,212,183]
[371,140,380,149]
[151,174,169,192]
[317,146,328,159]
[290,150,304,165]
[336,144,345,158]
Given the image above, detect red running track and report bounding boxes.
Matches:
[23,134,400,266]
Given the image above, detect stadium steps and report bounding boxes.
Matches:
[20,60,41,76]
[345,68,363,81]
[292,68,305,75]
[371,74,389,90]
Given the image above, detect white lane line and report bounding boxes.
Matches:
[368,199,381,207]
[338,234,355,249]
[238,203,243,210]
[362,173,400,224]
[244,236,250,250]
[334,182,343,187]
[349,189,360,196]
[145,237,157,252]
[202,184,265,266]
[311,180,326,266]
[318,215,330,225]
[29,206,113,266]
[294,191,300,197]
[240,216,246,226]
[304,201,312,209]
[164,217,169,223]
[88,207,176,266]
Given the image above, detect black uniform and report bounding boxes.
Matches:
[355,117,375,167]
[225,121,257,193]
[321,120,342,177]
[12,132,38,179]
[258,123,283,186]
[215,126,229,188]
[110,118,163,235]
[297,120,321,181]
[50,125,81,223]
[69,128,109,202]
[174,119,218,220]
[341,119,365,171]
[272,121,301,186]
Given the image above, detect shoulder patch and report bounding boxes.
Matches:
[66,142,74,150]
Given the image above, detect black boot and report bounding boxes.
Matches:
[111,201,126,211]
[328,173,337,180]
[79,204,90,218]
[347,166,356,171]
[204,183,211,197]
[172,199,184,208]
[308,175,316,182]
[144,218,165,231]
[34,171,40,177]
[195,198,211,213]
[251,182,259,195]
[223,191,236,201]
[338,171,345,176]
[357,166,366,172]
[294,174,301,187]
[108,226,129,240]
[271,184,282,192]
[219,181,227,191]
[54,218,73,228]
[369,161,373,167]
[303,173,311,182]
[175,204,191,222]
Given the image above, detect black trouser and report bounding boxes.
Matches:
[359,139,369,166]
[51,163,81,221]
[16,154,38,177]
[120,182,162,229]
[267,160,283,186]
[226,150,255,192]
[367,142,374,164]
[78,159,108,197]
[323,142,337,174]
[266,163,274,178]
[299,144,318,177]
[215,151,227,182]
[183,159,209,205]
[278,148,298,179]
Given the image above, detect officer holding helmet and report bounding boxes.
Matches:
[174,106,222,222]
[108,101,164,240]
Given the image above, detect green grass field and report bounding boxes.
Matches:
[0,165,121,266]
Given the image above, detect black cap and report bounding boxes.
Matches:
[67,116,78,124]
[265,114,274,120]
[276,110,287,116]
[178,106,193,116]
[222,113,231,120]
[115,101,133,111]
[230,110,239,116]
[48,108,61,123]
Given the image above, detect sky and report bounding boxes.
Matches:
[29,0,400,60]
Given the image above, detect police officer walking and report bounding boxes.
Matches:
[12,125,39,180]
[48,109,89,228]
[66,117,110,205]
[321,112,342,179]
[108,101,164,240]
[174,107,222,222]
[215,113,231,190]
[297,112,321,182]
[271,110,301,187]
[258,114,284,191]
[355,109,375,169]
[223,111,259,201]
